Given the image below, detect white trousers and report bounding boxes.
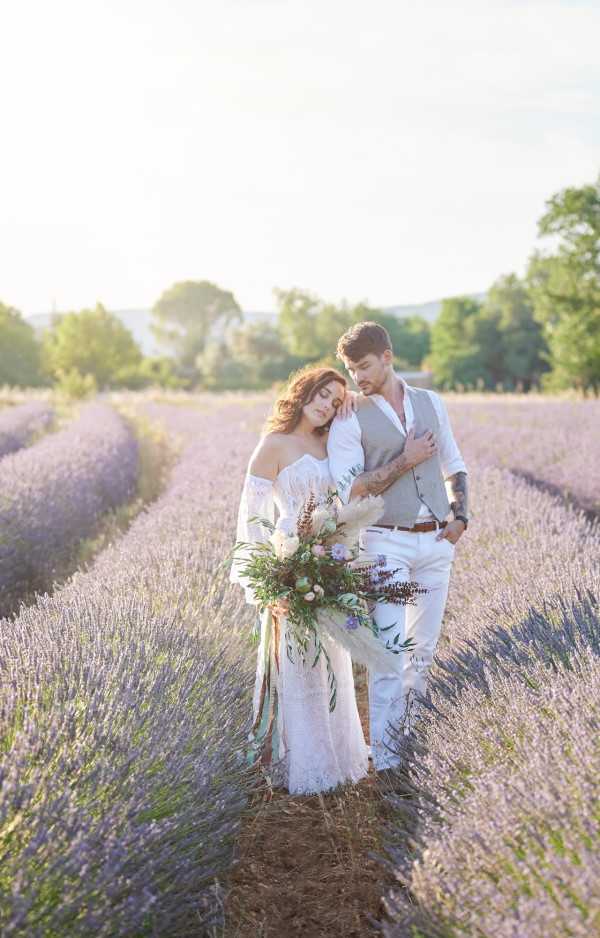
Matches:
[359,525,455,770]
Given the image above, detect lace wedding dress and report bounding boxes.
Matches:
[230,453,370,796]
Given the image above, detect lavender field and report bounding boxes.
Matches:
[380,397,600,938]
[445,396,600,515]
[0,402,139,618]
[0,397,265,936]
[380,461,600,937]
[0,391,598,937]
[0,401,54,459]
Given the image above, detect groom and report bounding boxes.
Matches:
[327,321,469,771]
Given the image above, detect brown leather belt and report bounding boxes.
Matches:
[372,520,448,533]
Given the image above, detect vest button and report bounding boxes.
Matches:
[415,475,421,480]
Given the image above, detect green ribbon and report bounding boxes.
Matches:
[246,607,281,767]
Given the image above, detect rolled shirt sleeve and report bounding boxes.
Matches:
[326,413,365,504]
[426,391,467,479]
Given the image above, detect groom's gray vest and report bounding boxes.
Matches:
[355,389,451,526]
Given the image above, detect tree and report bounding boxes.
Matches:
[275,287,330,359]
[428,296,488,388]
[314,301,358,356]
[151,280,242,373]
[54,368,98,400]
[481,274,548,390]
[228,320,304,385]
[196,340,248,390]
[112,356,188,390]
[0,303,44,387]
[274,289,432,373]
[41,303,143,389]
[379,314,431,368]
[527,176,600,393]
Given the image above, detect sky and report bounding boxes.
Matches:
[1,0,598,317]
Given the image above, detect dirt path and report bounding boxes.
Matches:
[223,666,395,938]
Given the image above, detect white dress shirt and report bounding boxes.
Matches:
[327,375,467,518]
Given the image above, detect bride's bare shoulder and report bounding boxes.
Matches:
[249,432,286,479]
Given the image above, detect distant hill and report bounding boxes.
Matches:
[24,295,485,357]
[382,292,487,324]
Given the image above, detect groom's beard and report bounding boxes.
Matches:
[359,378,385,395]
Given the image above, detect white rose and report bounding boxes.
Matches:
[304,591,316,602]
[270,530,300,560]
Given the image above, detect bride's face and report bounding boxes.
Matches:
[303,380,345,428]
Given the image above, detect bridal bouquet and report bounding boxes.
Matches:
[233,491,425,710]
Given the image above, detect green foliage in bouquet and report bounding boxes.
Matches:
[232,490,424,710]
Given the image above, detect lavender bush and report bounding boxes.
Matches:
[382,634,600,938]
[0,399,266,936]
[379,460,600,938]
[0,401,54,458]
[0,402,139,616]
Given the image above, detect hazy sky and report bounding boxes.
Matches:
[1,0,598,316]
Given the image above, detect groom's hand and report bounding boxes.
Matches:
[436,519,466,544]
[404,428,437,467]
[336,389,359,420]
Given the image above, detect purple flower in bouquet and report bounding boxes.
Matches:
[377,554,386,566]
[331,543,352,562]
[345,614,360,630]
[311,544,326,557]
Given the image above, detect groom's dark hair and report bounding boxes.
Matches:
[336,321,393,362]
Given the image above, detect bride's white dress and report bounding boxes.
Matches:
[231,452,370,795]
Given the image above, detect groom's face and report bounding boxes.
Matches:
[343,351,391,395]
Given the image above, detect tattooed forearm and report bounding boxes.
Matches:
[448,470,469,518]
[348,429,438,500]
[350,453,413,499]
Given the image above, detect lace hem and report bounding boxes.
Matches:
[269,753,370,796]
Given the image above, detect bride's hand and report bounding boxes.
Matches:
[336,388,359,420]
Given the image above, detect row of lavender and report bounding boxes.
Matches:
[0,402,139,618]
[380,405,600,936]
[446,397,600,514]
[0,399,265,936]
[0,401,54,459]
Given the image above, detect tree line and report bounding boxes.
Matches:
[1,174,598,395]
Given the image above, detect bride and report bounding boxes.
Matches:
[230,365,370,796]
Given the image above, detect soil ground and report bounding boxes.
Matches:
[223,666,397,938]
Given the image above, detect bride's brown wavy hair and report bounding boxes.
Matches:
[264,366,347,436]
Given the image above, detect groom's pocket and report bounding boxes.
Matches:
[436,535,456,561]
[360,527,389,551]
